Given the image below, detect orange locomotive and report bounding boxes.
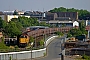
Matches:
[19,35,29,47]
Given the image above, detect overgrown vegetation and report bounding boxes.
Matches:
[43,52,46,56]
[39,39,44,46]
[82,55,90,60]
[0,37,9,49]
[29,36,34,43]
[55,31,63,37]
[0,41,9,49]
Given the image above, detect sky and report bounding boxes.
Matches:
[0,0,90,12]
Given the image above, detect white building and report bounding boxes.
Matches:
[0,15,30,22]
[45,20,79,27]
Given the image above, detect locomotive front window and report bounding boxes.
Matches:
[20,35,27,38]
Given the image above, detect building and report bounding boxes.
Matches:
[54,12,78,20]
[39,12,78,22]
[0,15,30,22]
[14,10,24,15]
[45,12,57,20]
[24,11,45,19]
[3,10,14,15]
[46,20,79,27]
[0,10,30,22]
[0,11,4,15]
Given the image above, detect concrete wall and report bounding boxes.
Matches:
[0,35,58,60]
[45,35,58,46]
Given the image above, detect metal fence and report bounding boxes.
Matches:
[0,48,46,60]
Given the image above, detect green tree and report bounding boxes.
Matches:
[18,16,39,27]
[5,21,21,37]
[79,20,85,30]
[0,17,7,29]
[79,20,88,35]
[49,7,67,12]
[11,17,50,28]
[13,10,18,15]
[67,8,77,12]
[71,28,82,36]
[62,24,66,27]
[39,22,50,27]
[11,18,23,31]
[67,33,72,37]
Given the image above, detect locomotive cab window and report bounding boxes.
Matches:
[20,35,27,38]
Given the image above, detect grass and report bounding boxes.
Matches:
[43,52,46,56]
[0,41,20,53]
[0,42,9,49]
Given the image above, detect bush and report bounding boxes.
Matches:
[15,45,18,49]
[55,31,63,36]
[39,40,44,46]
[43,52,46,56]
[82,55,90,60]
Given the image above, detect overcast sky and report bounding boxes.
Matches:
[0,0,90,12]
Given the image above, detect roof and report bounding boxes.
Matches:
[27,26,49,29]
[30,26,48,28]
[48,20,77,23]
[0,11,4,15]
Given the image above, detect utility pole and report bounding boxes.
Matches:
[31,46,32,60]
[61,38,65,60]
[43,34,46,47]
[31,42,33,60]
[61,44,65,60]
